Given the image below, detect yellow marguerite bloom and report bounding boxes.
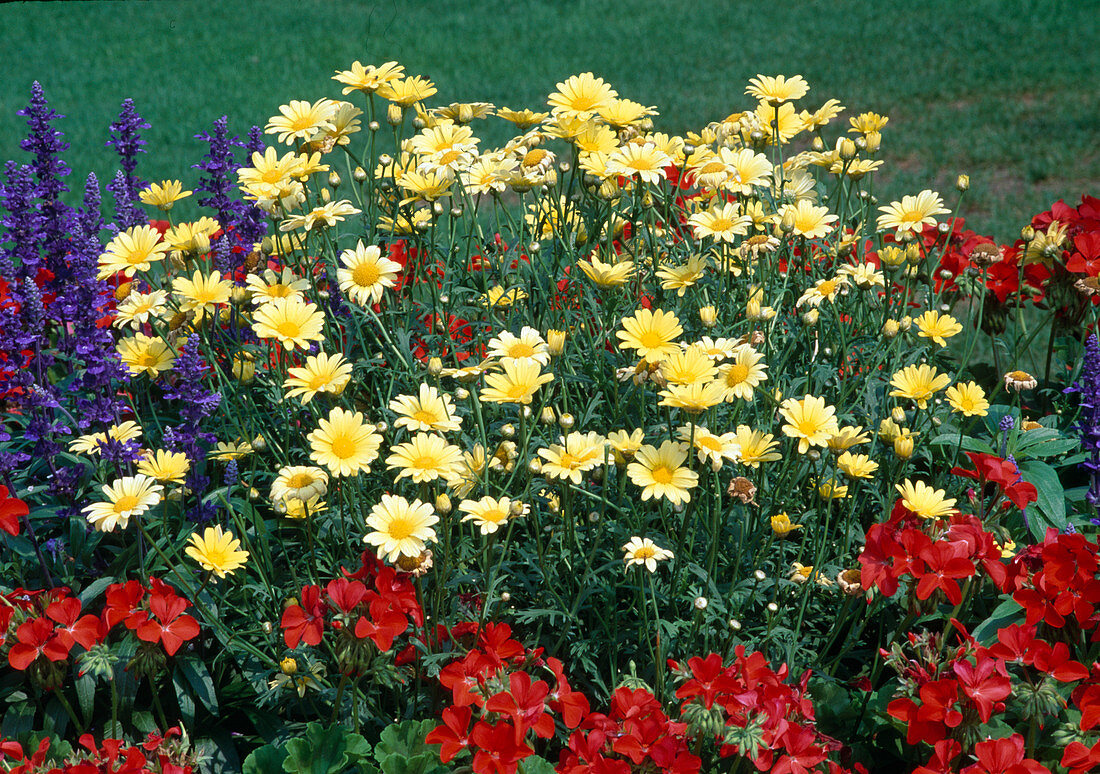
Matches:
[252,296,326,351]
[818,479,849,500]
[333,61,404,94]
[83,475,163,532]
[914,311,963,348]
[284,352,353,404]
[377,75,438,107]
[658,381,726,413]
[676,425,740,469]
[185,525,249,579]
[877,190,949,234]
[622,537,673,573]
[97,225,169,279]
[270,466,329,504]
[688,202,752,243]
[889,364,951,409]
[617,308,683,361]
[390,385,462,433]
[114,289,167,330]
[797,276,848,308]
[479,286,528,308]
[496,107,549,129]
[627,440,698,505]
[896,479,957,519]
[735,426,782,468]
[578,255,635,287]
[746,74,809,105]
[266,99,337,145]
[173,270,232,321]
[607,428,646,465]
[945,381,990,417]
[598,98,655,128]
[363,494,438,562]
[779,395,840,454]
[605,143,670,185]
[850,112,889,134]
[69,421,143,455]
[656,255,708,297]
[538,431,607,484]
[163,217,219,252]
[337,241,403,306]
[139,180,191,210]
[770,512,802,537]
[837,452,878,480]
[827,426,871,451]
[137,450,190,485]
[487,327,550,366]
[548,72,617,119]
[481,358,554,405]
[717,347,768,401]
[781,200,838,239]
[280,200,361,232]
[661,344,718,386]
[308,407,383,477]
[386,432,464,484]
[459,496,527,535]
[117,334,175,378]
[245,268,310,306]
[210,441,253,461]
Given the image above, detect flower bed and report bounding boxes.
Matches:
[1,62,1099,773]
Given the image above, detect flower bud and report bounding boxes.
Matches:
[879,245,906,267]
[1021,225,1035,242]
[893,434,914,459]
[386,103,404,126]
[252,434,267,452]
[455,387,470,401]
[540,406,557,425]
[729,619,742,631]
[232,353,255,383]
[838,138,857,160]
[427,357,443,376]
[375,421,388,433]
[882,319,900,338]
[280,657,298,675]
[780,210,796,234]
[766,602,779,613]
[956,174,970,192]
[905,243,922,265]
[891,406,907,423]
[500,423,516,439]
[754,570,766,581]
[558,412,575,430]
[693,597,708,610]
[802,309,819,326]
[547,329,566,355]
[114,282,133,301]
[435,493,452,514]
[699,305,717,328]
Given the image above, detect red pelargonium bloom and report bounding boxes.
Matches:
[1066,231,1100,276]
[887,679,964,745]
[912,541,975,604]
[0,485,28,537]
[136,586,200,656]
[425,706,472,764]
[469,720,532,774]
[952,654,1011,723]
[8,617,69,670]
[547,657,591,729]
[45,597,103,652]
[104,580,146,630]
[675,653,739,709]
[1063,738,1100,774]
[960,734,1051,774]
[281,585,327,649]
[951,452,1038,510]
[353,598,408,651]
[485,670,555,743]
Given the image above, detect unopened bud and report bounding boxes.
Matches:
[435,493,452,514]
[838,138,857,160]
[327,171,341,189]
[428,357,443,376]
[558,412,575,430]
[956,174,970,192]
[699,305,717,328]
[547,329,566,355]
[386,103,404,126]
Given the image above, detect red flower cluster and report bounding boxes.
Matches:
[952,453,1039,512]
[0,578,201,680]
[0,727,193,774]
[1000,528,1100,630]
[0,484,28,537]
[860,501,1007,602]
[280,552,422,664]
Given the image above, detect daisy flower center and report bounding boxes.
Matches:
[277,320,303,339]
[386,517,416,540]
[651,466,674,484]
[288,473,316,488]
[507,343,535,357]
[726,364,750,384]
[639,331,665,349]
[635,546,656,559]
[412,409,438,424]
[330,436,357,459]
[136,352,160,368]
[352,262,381,287]
[114,495,140,513]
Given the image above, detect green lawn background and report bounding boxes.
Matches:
[1,0,1098,242]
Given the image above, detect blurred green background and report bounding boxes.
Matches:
[1,0,1097,241]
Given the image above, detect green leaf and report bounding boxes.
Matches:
[971,598,1024,644]
[171,669,196,727]
[374,720,439,764]
[1018,460,1067,539]
[928,433,994,454]
[75,673,96,725]
[243,743,288,774]
[176,655,219,714]
[379,752,447,774]
[78,576,116,605]
[518,758,558,774]
[283,722,371,774]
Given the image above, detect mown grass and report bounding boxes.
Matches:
[1,0,1098,241]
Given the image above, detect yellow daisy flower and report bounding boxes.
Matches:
[548,72,618,119]
[889,364,951,409]
[780,200,838,239]
[480,358,554,405]
[83,475,163,532]
[626,440,698,505]
[308,407,383,477]
[837,452,878,480]
[945,381,990,417]
[914,311,963,348]
[877,190,949,234]
[265,99,337,145]
[770,512,802,537]
[337,241,403,306]
[389,385,462,433]
[617,308,683,361]
[363,494,438,562]
[779,395,840,454]
[185,525,249,579]
[717,347,768,401]
[377,75,438,107]
[333,61,405,94]
[245,268,310,306]
[688,202,752,243]
[735,426,783,468]
[538,431,607,484]
[252,296,326,351]
[746,74,809,106]
[621,537,673,573]
[459,496,527,535]
[656,255,708,297]
[96,225,169,279]
[577,255,635,287]
[660,344,719,386]
[895,479,957,519]
[270,466,330,504]
[113,289,167,330]
[284,352,353,404]
[487,327,550,366]
[68,421,143,455]
[658,381,726,414]
[173,270,232,321]
[116,334,175,378]
[676,425,740,469]
[386,432,464,484]
[139,180,191,211]
[137,450,190,485]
